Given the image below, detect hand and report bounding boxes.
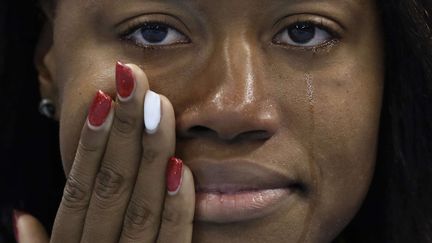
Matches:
[14,62,195,243]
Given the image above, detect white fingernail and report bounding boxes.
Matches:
[144,90,161,134]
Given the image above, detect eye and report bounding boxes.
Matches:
[273,22,334,47]
[125,22,189,46]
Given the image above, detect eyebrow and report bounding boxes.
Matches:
[274,0,361,11]
[139,0,361,7]
[104,0,361,21]
[113,0,360,7]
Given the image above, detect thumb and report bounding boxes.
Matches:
[13,210,49,243]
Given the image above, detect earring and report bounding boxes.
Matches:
[38,98,56,119]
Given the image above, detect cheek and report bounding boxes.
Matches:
[306,64,383,237]
[59,94,86,174]
[56,61,117,174]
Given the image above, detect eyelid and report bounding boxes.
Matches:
[115,12,191,34]
[116,14,192,44]
[272,14,344,40]
[127,26,190,50]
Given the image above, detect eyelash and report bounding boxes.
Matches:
[118,18,341,51]
[119,19,191,50]
[273,20,341,51]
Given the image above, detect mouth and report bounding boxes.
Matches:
[190,159,302,223]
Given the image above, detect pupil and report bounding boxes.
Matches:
[288,23,315,44]
[141,24,168,43]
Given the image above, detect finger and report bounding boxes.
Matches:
[119,95,176,243]
[51,91,114,243]
[157,164,195,243]
[81,62,149,243]
[14,210,49,243]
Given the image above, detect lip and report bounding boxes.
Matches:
[189,159,299,223]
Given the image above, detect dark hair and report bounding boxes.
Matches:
[0,1,64,242]
[340,0,432,242]
[0,1,431,242]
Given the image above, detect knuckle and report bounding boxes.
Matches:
[123,200,156,237]
[76,140,99,157]
[161,206,186,226]
[62,174,90,211]
[141,146,159,164]
[94,165,126,206]
[112,106,138,136]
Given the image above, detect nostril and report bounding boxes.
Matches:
[177,105,280,141]
[187,125,218,138]
[236,130,272,141]
[187,126,272,141]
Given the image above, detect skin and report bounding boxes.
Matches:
[33,0,384,242]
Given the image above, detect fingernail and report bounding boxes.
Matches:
[88,90,112,128]
[116,61,135,100]
[13,209,24,242]
[144,90,161,134]
[166,157,183,195]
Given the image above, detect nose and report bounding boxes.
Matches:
[176,36,280,141]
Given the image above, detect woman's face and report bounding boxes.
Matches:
[44,0,384,242]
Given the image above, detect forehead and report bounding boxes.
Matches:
[64,0,363,12]
[56,0,368,28]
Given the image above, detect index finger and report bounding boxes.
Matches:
[51,91,114,243]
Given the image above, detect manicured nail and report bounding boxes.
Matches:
[13,209,24,242]
[166,157,183,195]
[88,90,112,127]
[144,90,161,134]
[116,61,135,100]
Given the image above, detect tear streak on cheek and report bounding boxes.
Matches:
[297,72,321,242]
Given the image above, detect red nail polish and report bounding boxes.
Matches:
[13,210,24,242]
[166,157,183,195]
[88,90,112,127]
[116,61,135,99]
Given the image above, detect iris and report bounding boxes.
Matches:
[140,23,168,43]
[288,23,315,44]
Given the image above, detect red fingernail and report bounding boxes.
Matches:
[116,61,135,99]
[13,209,24,242]
[166,157,183,195]
[88,90,112,127]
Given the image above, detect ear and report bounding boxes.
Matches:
[34,20,59,120]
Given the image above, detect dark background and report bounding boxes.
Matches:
[0,2,65,242]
